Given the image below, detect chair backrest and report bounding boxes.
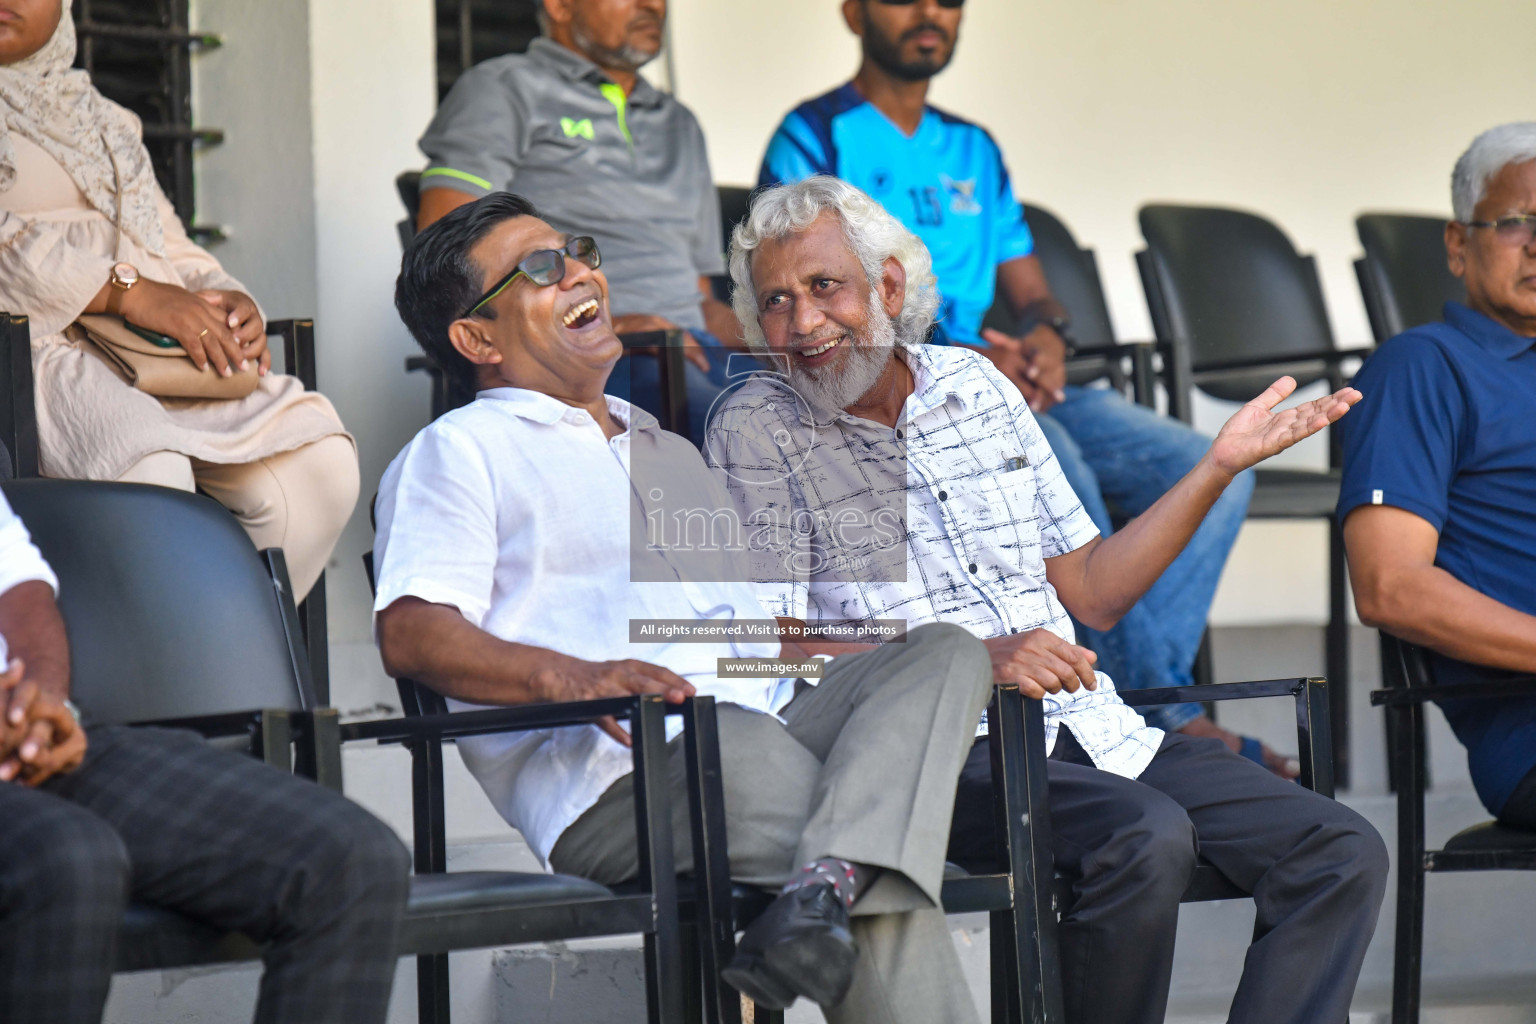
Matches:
[1020,203,1116,350]
[1138,204,1337,402]
[3,479,311,726]
[717,185,752,254]
[0,314,37,478]
[359,548,449,717]
[396,170,423,248]
[1354,213,1465,343]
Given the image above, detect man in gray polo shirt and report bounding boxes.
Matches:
[416,0,734,432]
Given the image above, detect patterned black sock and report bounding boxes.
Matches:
[781,857,877,910]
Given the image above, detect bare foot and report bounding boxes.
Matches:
[1177,715,1301,779]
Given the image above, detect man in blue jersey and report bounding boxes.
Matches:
[759,0,1275,769]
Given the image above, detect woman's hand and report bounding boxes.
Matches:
[197,290,269,376]
[117,279,249,377]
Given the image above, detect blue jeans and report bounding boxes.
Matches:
[605,330,729,442]
[1035,386,1255,731]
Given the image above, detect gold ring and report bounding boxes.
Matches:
[198,328,210,339]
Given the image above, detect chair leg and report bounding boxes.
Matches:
[990,909,1023,1024]
[1326,515,1351,789]
[1390,702,1426,1024]
[417,953,450,1024]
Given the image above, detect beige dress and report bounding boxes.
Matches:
[0,134,347,481]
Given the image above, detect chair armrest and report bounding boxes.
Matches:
[1118,677,1313,707]
[1371,676,1536,707]
[266,319,316,391]
[338,693,687,746]
[1121,678,1335,798]
[1066,340,1156,362]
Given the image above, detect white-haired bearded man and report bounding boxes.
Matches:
[705,176,1388,1024]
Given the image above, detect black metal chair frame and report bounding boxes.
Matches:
[1135,229,1371,786]
[1371,634,1536,1024]
[43,494,691,1024]
[729,675,1333,1024]
[0,312,333,703]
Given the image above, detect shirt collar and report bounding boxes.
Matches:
[475,386,659,433]
[526,37,666,108]
[1443,301,1536,360]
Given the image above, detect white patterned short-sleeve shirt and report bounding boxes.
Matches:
[706,344,1164,780]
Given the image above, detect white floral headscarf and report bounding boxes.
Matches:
[0,12,165,255]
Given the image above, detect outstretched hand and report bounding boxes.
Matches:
[1208,376,1361,478]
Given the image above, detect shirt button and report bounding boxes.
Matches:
[968,562,978,574]
[896,429,904,439]
[938,490,948,501]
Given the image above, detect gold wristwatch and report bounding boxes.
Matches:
[105,261,139,315]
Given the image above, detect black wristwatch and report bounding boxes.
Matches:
[1015,306,1075,355]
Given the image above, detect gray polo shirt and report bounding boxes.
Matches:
[419,38,722,332]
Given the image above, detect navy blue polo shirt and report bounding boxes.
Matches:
[1338,302,1536,815]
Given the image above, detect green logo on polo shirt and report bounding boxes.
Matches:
[561,117,595,140]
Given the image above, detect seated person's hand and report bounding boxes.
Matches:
[611,313,712,373]
[117,279,253,378]
[0,659,86,787]
[982,630,1098,700]
[970,330,1062,413]
[1208,376,1363,478]
[528,652,697,747]
[196,289,270,376]
[982,325,1069,413]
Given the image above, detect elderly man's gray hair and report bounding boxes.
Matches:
[1452,122,1536,223]
[729,177,942,351]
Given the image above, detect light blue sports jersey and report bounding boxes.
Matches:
[759,82,1033,346]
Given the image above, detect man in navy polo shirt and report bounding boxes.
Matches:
[1341,122,1536,828]
[758,0,1271,768]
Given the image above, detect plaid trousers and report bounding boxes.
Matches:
[0,725,410,1024]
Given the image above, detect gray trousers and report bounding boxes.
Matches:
[0,725,412,1024]
[951,729,1389,1024]
[551,622,995,1024]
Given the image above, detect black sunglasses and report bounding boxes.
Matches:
[461,236,602,319]
[875,0,965,7]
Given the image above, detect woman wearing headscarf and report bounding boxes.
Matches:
[0,0,356,598]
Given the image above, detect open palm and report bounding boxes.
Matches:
[1209,376,1362,477]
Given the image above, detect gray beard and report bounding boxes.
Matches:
[788,296,899,419]
[571,23,659,72]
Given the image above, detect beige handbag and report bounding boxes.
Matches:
[74,314,259,400]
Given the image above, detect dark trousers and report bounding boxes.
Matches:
[1498,762,1536,831]
[949,730,1388,1024]
[0,725,411,1024]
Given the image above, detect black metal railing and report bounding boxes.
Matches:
[434,0,540,99]
[71,0,224,241]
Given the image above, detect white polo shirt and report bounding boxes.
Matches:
[373,388,783,864]
[0,489,59,664]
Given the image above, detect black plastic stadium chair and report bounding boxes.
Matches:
[0,313,332,701]
[1354,213,1466,344]
[3,477,687,1023]
[981,203,1157,405]
[1136,205,1371,786]
[1371,634,1536,1024]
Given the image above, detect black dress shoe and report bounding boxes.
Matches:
[721,883,859,1010]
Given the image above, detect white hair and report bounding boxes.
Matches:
[729,176,941,351]
[1452,122,1536,222]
